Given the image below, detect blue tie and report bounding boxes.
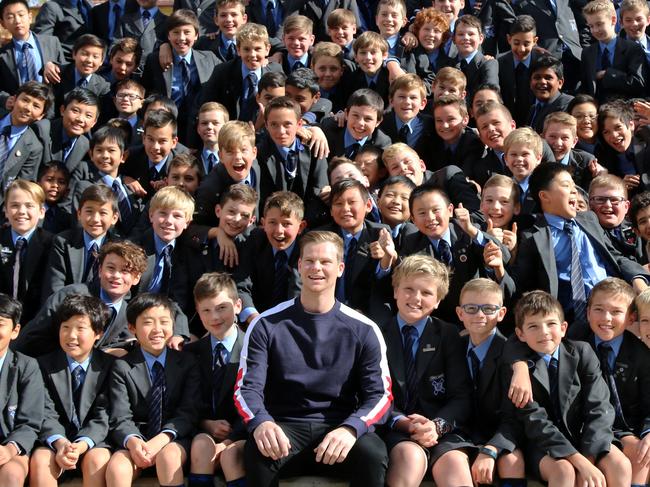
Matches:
[212,343,227,415]
[142,9,151,28]
[83,243,99,283]
[21,42,38,83]
[240,72,258,121]
[597,344,628,428]
[112,180,132,227]
[468,349,480,389]
[0,125,12,175]
[547,356,561,420]
[564,220,586,323]
[12,237,26,300]
[147,361,166,439]
[272,250,289,305]
[110,2,122,41]
[265,1,277,37]
[71,365,86,426]
[402,326,419,413]
[180,58,191,98]
[437,239,453,266]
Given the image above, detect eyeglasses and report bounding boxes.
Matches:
[589,196,626,206]
[574,114,597,121]
[115,93,142,101]
[460,304,502,315]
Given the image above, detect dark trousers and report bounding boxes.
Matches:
[244,422,388,487]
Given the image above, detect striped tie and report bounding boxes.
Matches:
[112,179,132,226]
[21,42,38,82]
[564,220,586,323]
[402,326,419,413]
[71,365,86,428]
[212,343,226,415]
[0,125,12,176]
[147,361,166,439]
[12,237,26,300]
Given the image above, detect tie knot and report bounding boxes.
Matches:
[275,249,287,264]
[549,356,558,368]
[90,242,99,254]
[1,126,11,138]
[598,343,613,354]
[402,325,418,339]
[22,42,31,51]
[72,364,85,380]
[563,220,575,235]
[142,9,151,18]
[162,245,172,257]
[152,360,164,374]
[248,71,258,84]
[15,237,25,250]
[215,342,226,354]
[112,3,120,11]
[266,0,274,9]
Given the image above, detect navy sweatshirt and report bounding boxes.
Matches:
[234,298,393,438]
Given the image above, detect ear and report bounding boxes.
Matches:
[557,77,564,90]
[215,204,222,218]
[298,219,307,234]
[364,197,373,214]
[515,327,525,342]
[497,306,507,322]
[455,306,464,321]
[10,323,20,340]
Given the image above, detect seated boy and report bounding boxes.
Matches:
[0,0,65,110]
[589,174,645,262]
[52,34,110,111]
[0,81,48,206]
[257,96,328,227]
[17,240,190,357]
[456,278,526,487]
[527,54,574,134]
[581,0,645,103]
[37,161,73,235]
[105,293,200,487]
[43,185,119,299]
[346,31,390,105]
[184,273,247,487]
[380,74,436,170]
[433,95,484,170]
[0,180,53,324]
[586,278,650,486]
[29,294,114,487]
[0,293,45,487]
[452,15,499,102]
[543,112,601,191]
[73,125,145,237]
[234,191,306,324]
[503,127,543,215]
[381,255,474,487]
[501,162,650,339]
[322,88,391,160]
[196,102,229,176]
[399,185,504,323]
[503,290,632,487]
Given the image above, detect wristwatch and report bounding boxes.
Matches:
[432,418,453,436]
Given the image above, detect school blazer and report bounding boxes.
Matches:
[53,64,111,111]
[41,227,119,299]
[184,329,245,423]
[142,49,220,99]
[401,46,451,95]
[345,67,391,105]
[0,227,53,323]
[195,58,284,122]
[32,0,94,58]
[527,92,574,134]
[497,50,540,126]
[0,33,65,107]
[587,331,650,436]
[321,117,393,160]
[89,0,139,42]
[504,211,650,312]
[234,227,302,312]
[379,111,438,170]
[0,127,43,207]
[286,0,358,42]
[114,9,168,67]
[433,129,486,172]
[594,143,650,196]
[38,349,114,446]
[15,282,191,357]
[456,51,499,99]
[173,0,217,34]
[109,348,200,446]
[500,340,615,459]
[0,349,44,454]
[580,39,646,102]
[424,165,482,214]
[382,316,473,429]
[32,118,89,184]
[512,0,582,61]
[121,144,190,200]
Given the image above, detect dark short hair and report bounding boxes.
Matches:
[264,96,301,122]
[72,34,106,55]
[142,94,179,119]
[126,293,175,326]
[509,14,536,35]
[258,71,287,92]
[470,83,503,106]
[104,118,133,147]
[408,184,450,212]
[16,81,54,114]
[144,109,178,137]
[55,294,110,334]
[598,99,634,127]
[630,191,650,229]
[109,37,143,66]
[37,160,70,183]
[567,94,598,114]
[90,125,128,153]
[0,0,29,18]
[528,162,571,207]
[286,68,320,95]
[514,290,564,329]
[64,87,100,114]
[346,89,384,120]
[166,8,199,34]
[78,184,119,214]
[378,175,416,197]
[330,178,370,206]
[0,293,22,328]
[530,53,564,80]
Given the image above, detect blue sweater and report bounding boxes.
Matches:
[234,298,393,438]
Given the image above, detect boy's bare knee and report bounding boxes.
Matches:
[83,448,112,472]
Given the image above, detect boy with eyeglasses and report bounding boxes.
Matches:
[113,79,145,144]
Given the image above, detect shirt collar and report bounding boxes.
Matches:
[594,333,624,358]
[513,54,531,68]
[209,326,238,354]
[174,49,193,64]
[140,6,158,17]
[396,115,422,131]
[148,155,168,172]
[461,50,479,64]
[101,173,121,186]
[221,32,235,47]
[396,314,429,334]
[344,128,368,147]
[386,34,399,50]
[539,346,560,364]
[364,72,379,85]
[74,70,92,85]
[153,233,175,254]
[599,37,617,54]
[427,227,451,248]
[288,53,309,68]
[13,32,35,48]
[342,228,363,242]
[99,288,124,312]
[558,152,571,166]
[241,63,262,82]
[141,347,167,371]
[273,240,296,259]
[66,354,91,373]
[83,231,105,252]
[467,328,497,364]
[517,175,530,193]
[274,138,299,157]
[544,212,571,231]
[11,227,36,244]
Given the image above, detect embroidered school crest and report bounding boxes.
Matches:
[430,374,446,396]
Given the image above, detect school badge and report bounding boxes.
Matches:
[430,374,446,396]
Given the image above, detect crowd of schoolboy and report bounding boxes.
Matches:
[0,0,646,483]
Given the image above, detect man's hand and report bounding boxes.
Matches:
[509,361,533,408]
[408,414,438,448]
[314,426,356,465]
[253,421,291,460]
[126,436,153,469]
[471,447,497,485]
[43,62,61,84]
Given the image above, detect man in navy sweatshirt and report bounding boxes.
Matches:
[233,230,393,487]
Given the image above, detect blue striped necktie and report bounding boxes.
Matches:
[402,326,419,413]
[21,42,38,82]
[564,220,586,323]
[147,361,166,438]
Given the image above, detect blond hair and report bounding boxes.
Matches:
[482,174,521,204]
[620,0,650,15]
[218,121,256,151]
[588,174,627,198]
[389,73,427,100]
[282,14,313,36]
[312,41,344,66]
[194,272,239,303]
[236,22,270,47]
[5,179,45,206]
[263,191,305,220]
[543,111,577,137]
[459,278,503,304]
[353,31,389,54]
[149,186,195,220]
[382,142,419,165]
[503,127,543,158]
[589,277,635,308]
[583,0,616,16]
[299,230,344,262]
[433,67,467,92]
[392,254,450,301]
[327,8,357,28]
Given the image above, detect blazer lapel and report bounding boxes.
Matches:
[385,319,407,397]
[349,225,371,284]
[297,149,311,195]
[23,229,45,287]
[531,355,552,397]
[163,63,173,98]
[532,220,558,296]
[218,328,243,403]
[415,317,439,381]
[0,350,14,413]
[557,343,577,424]
[129,352,151,399]
[477,332,504,398]
[78,353,106,422]
[50,353,76,423]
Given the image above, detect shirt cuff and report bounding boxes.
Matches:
[641,429,650,438]
[375,262,391,278]
[474,229,486,246]
[75,437,95,449]
[161,429,177,440]
[239,307,258,322]
[390,414,405,429]
[123,434,143,449]
[46,434,65,450]
[302,111,317,125]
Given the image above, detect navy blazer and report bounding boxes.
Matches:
[32,0,94,58]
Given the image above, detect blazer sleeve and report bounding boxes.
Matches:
[108,359,141,447]
[39,384,66,442]
[161,353,200,439]
[602,43,646,96]
[481,58,500,87]
[41,237,69,300]
[33,3,60,36]
[5,356,45,454]
[76,384,110,446]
